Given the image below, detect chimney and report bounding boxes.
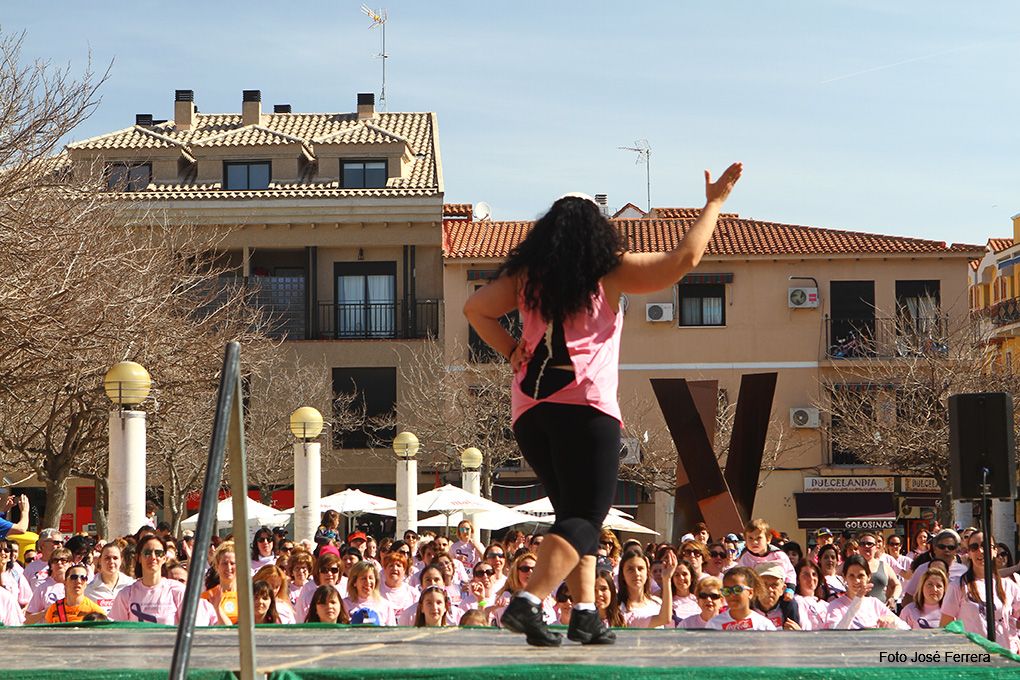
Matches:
[594,194,610,217]
[242,89,262,126]
[273,103,292,114]
[174,90,194,130]
[357,93,375,120]
[135,113,153,127]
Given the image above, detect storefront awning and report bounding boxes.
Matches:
[795,492,897,531]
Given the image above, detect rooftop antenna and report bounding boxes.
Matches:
[361,5,389,111]
[619,139,651,211]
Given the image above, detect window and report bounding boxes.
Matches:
[678,283,725,326]
[342,160,387,188]
[224,161,271,190]
[895,280,942,342]
[106,163,151,192]
[332,367,396,449]
[334,262,397,338]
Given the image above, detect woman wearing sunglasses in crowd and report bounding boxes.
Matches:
[670,558,701,624]
[0,538,31,608]
[898,566,947,630]
[703,542,733,578]
[26,548,73,624]
[462,560,499,612]
[677,576,723,629]
[940,531,1020,652]
[678,540,709,582]
[483,544,508,593]
[250,527,277,574]
[415,585,453,627]
[856,531,901,609]
[43,563,104,623]
[825,555,908,630]
[493,552,556,627]
[295,550,343,622]
[451,520,485,570]
[110,535,185,624]
[305,584,350,624]
[792,559,828,630]
[708,566,775,630]
[618,549,676,628]
[84,541,135,615]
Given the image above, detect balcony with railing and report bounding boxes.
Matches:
[314,299,441,340]
[824,315,948,360]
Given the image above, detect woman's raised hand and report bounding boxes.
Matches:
[705,162,743,205]
[662,548,679,578]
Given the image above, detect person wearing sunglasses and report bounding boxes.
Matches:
[678,540,709,581]
[707,566,775,630]
[677,576,723,629]
[704,542,733,578]
[43,563,104,623]
[940,531,1020,652]
[882,534,912,579]
[250,527,276,575]
[295,550,343,622]
[110,535,184,624]
[483,544,508,593]
[856,531,901,609]
[23,528,64,591]
[462,561,499,612]
[25,548,73,624]
[493,552,556,628]
[902,528,965,607]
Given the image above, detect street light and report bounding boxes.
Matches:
[104,361,151,540]
[290,407,323,545]
[392,431,419,535]
[460,447,483,543]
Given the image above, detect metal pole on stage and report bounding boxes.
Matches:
[979,467,995,644]
[228,359,257,680]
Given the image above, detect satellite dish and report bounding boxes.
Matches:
[474,201,492,221]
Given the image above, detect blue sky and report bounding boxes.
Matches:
[9,2,1018,244]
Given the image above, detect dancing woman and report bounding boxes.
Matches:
[464,163,742,646]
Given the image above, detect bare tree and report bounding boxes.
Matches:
[820,305,1020,526]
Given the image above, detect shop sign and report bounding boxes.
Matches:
[902,477,941,493]
[844,518,896,530]
[803,476,894,493]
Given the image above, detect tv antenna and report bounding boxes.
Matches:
[619,139,651,211]
[361,5,389,111]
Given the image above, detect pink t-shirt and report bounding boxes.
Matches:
[23,560,49,591]
[825,595,909,630]
[707,610,777,630]
[343,595,396,626]
[678,613,713,629]
[450,540,482,569]
[940,577,1020,652]
[511,283,623,425]
[295,581,343,623]
[26,577,64,614]
[621,597,664,628]
[794,594,828,631]
[1,569,32,607]
[898,602,942,630]
[110,579,185,625]
[672,594,701,625]
[737,548,796,583]
[0,586,24,626]
[379,581,419,621]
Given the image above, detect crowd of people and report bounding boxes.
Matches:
[2,494,1018,651]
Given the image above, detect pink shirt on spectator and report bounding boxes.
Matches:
[737,548,795,583]
[110,579,185,625]
[0,586,23,626]
[940,577,1020,652]
[26,577,63,614]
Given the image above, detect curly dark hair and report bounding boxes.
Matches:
[500,197,624,322]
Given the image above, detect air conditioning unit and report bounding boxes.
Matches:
[788,287,819,309]
[790,407,820,428]
[646,303,674,322]
[619,437,641,465]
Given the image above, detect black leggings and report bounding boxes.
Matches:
[512,402,621,556]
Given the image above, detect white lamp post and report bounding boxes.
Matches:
[393,431,419,536]
[290,406,323,545]
[460,447,483,544]
[104,361,151,540]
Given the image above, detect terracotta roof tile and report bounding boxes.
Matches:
[650,207,739,219]
[67,111,439,199]
[989,238,1013,253]
[443,217,985,259]
[443,203,473,218]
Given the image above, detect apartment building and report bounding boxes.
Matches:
[444,207,983,545]
[59,89,445,530]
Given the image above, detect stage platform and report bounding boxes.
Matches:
[1,622,1017,679]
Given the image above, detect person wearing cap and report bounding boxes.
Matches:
[179,530,195,563]
[24,528,63,591]
[84,541,135,614]
[723,533,742,562]
[901,528,966,606]
[463,163,743,648]
[754,562,801,629]
[808,527,834,562]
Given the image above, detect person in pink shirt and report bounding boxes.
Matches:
[414,585,453,627]
[707,566,776,631]
[0,538,31,607]
[0,582,23,626]
[286,550,314,606]
[704,542,733,578]
[618,549,675,628]
[899,566,946,630]
[166,563,217,626]
[940,531,1020,652]
[295,551,343,622]
[343,561,395,626]
[378,552,417,621]
[23,528,63,591]
[25,548,72,624]
[825,555,908,630]
[793,559,828,630]
[670,559,700,625]
[678,576,723,629]
[110,534,185,625]
[464,163,743,648]
[450,520,484,571]
[737,518,795,584]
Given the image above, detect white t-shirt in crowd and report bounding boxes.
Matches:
[84,572,136,614]
[671,594,700,626]
[295,580,343,623]
[940,576,1020,652]
[794,594,828,631]
[0,586,24,626]
[825,595,909,630]
[379,580,419,621]
[1,569,32,607]
[707,610,777,631]
[678,613,713,629]
[23,560,49,591]
[343,595,396,626]
[621,597,664,628]
[250,554,277,574]
[737,548,796,583]
[898,602,942,630]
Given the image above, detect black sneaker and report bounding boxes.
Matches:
[500,596,563,647]
[567,608,616,645]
